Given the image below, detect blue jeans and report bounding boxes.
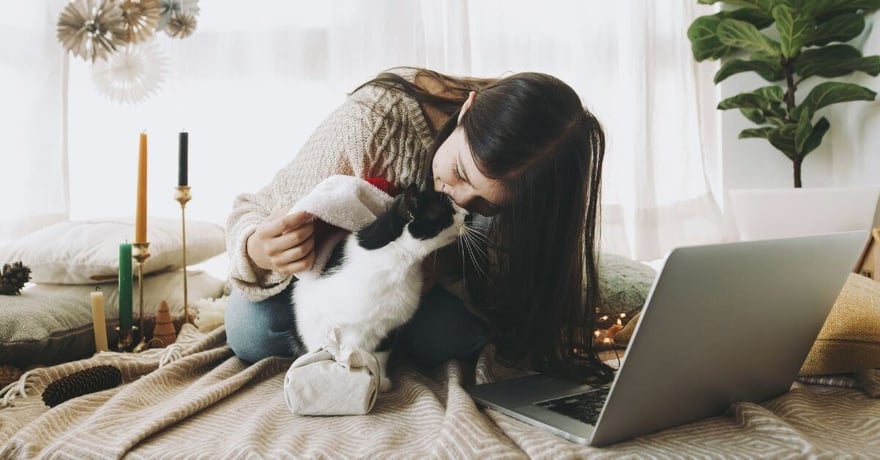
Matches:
[225,282,489,366]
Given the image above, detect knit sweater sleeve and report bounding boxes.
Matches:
[225,84,433,301]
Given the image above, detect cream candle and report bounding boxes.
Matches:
[90,288,109,352]
[135,132,148,243]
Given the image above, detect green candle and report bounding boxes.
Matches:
[118,242,133,330]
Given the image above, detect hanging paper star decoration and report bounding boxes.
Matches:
[165,10,197,39]
[57,0,127,63]
[157,0,200,33]
[56,0,199,103]
[119,0,161,44]
[92,40,167,104]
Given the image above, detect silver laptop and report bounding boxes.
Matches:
[467,231,867,447]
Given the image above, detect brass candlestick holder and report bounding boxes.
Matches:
[131,242,151,352]
[175,185,192,324]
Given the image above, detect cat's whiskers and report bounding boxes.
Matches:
[460,221,489,253]
[461,227,488,245]
[461,228,488,260]
[463,241,488,279]
[458,222,489,279]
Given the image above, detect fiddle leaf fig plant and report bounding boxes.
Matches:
[688,0,880,187]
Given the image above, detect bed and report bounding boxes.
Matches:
[1,324,879,458]
[2,220,879,458]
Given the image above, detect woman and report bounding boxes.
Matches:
[225,67,613,384]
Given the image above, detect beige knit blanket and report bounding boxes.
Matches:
[2,325,879,458]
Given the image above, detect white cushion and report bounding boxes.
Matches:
[0,218,226,284]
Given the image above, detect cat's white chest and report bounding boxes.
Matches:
[293,238,423,352]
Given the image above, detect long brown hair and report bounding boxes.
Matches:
[355,67,613,384]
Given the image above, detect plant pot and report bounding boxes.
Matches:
[729,186,880,241]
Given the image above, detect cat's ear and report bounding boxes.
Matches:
[393,184,418,220]
[403,184,419,215]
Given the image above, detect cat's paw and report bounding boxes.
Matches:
[379,376,392,393]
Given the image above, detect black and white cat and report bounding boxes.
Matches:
[291,184,468,391]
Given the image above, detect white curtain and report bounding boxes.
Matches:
[0,0,68,244]
[462,1,726,260]
[5,0,725,260]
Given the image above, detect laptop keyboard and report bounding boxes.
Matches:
[535,387,610,425]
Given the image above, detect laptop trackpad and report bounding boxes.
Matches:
[513,404,595,445]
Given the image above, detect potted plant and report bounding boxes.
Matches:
[687,0,880,239]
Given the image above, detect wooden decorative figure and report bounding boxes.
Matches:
[151,300,177,348]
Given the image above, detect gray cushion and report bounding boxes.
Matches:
[597,253,656,321]
[0,270,227,367]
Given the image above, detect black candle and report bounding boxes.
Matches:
[178,132,188,186]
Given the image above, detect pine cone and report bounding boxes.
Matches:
[0,261,32,295]
[0,365,22,386]
[42,365,123,408]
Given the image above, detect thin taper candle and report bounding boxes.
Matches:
[135,132,148,243]
[178,131,188,186]
[118,242,133,331]
[90,288,109,352]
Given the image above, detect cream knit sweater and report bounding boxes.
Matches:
[226,77,437,301]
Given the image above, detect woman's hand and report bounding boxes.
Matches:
[247,209,316,276]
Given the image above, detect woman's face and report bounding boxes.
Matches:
[432,126,507,216]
